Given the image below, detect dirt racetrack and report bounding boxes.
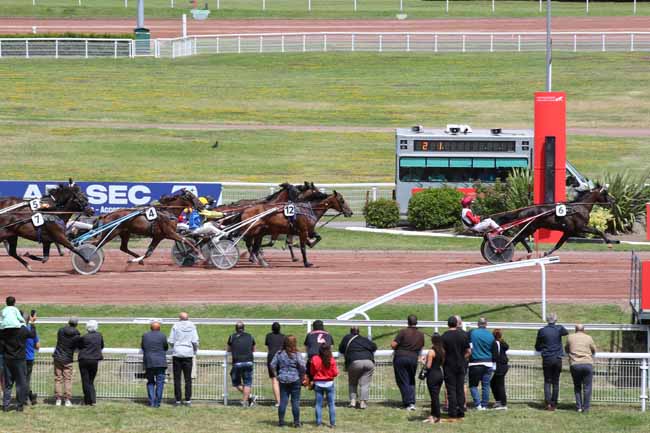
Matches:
[0,248,637,305]
[1,16,650,38]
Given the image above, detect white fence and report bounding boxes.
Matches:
[158,32,650,58]
[28,347,650,410]
[0,38,134,58]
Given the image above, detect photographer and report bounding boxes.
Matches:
[1,311,37,412]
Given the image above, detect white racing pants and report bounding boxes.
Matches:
[472,218,500,233]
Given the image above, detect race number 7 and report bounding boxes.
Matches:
[145,207,158,221]
[31,213,44,228]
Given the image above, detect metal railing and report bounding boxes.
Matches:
[29,348,650,410]
[157,32,650,58]
[219,182,394,215]
[0,38,134,59]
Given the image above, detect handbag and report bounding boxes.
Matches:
[342,335,359,372]
[418,365,429,381]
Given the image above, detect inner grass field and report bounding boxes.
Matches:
[1,0,648,19]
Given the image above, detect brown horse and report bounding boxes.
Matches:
[92,189,203,264]
[214,182,317,214]
[245,191,353,267]
[0,180,94,270]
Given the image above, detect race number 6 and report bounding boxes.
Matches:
[145,207,158,221]
[31,213,44,227]
[555,204,567,217]
[29,199,41,211]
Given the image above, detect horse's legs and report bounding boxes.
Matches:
[545,232,571,256]
[23,241,51,263]
[253,235,269,268]
[55,242,64,256]
[245,237,259,264]
[5,236,32,271]
[119,232,144,265]
[44,228,91,264]
[286,235,298,262]
[298,231,312,268]
[580,225,613,248]
[306,232,322,248]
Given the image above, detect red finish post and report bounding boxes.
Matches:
[641,262,650,312]
[646,203,650,241]
[534,92,567,244]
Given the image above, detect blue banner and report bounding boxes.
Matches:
[0,181,222,214]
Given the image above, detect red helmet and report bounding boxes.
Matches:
[461,196,474,207]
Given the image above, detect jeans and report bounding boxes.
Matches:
[314,385,336,427]
[570,364,593,411]
[3,359,27,408]
[444,368,466,418]
[278,380,301,426]
[542,358,563,406]
[469,365,493,408]
[26,360,35,402]
[146,367,166,407]
[53,360,73,401]
[173,357,193,402]
[491,372,508,406]
[79,360,99,405]
[347,359,375,402]
[393,356,418,407]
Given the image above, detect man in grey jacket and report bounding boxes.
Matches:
[141,321,169,408]
[168,312,199,406]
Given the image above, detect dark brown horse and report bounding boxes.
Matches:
[91,189,203,264]
[494,185,614,257]
[214,182,317,214]
[245,191,353,267]
[0,180,93,270]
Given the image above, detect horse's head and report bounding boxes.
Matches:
[327,190,353,217]
[296,182,321,201]
[595,183,614,206]
[160,189,204,211]
[49,179,93,215]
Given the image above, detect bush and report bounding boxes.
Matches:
[597,172,650,233]
[364,199,400,229]
[407,187,463,230]
[473,169,533,219]
[505,168,533,210]
[588,206,614,237]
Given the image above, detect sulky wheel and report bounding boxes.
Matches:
[481,235,515,265]
[202,238,240,270]
[71,244,105,275]
[171,239,199,267]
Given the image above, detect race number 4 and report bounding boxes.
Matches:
[31,213,44,227]
[283,203,296,218]
[555,204,567,217]
[145,207,158,221]
[29,199,41,211]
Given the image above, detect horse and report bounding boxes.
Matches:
[0,180,94,271]
[213,182,317,214]
[493,185,614,257]
[245,191,353,268]
[91,188,204,265]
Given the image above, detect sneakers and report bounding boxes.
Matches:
[248,395,257,407]
[476,405,487,411]
[406,404,416,411]
[348,399,356,408]
[183,401,192,407]
[359,401,367,410]
[494,405,508,411]
[240,400,249,408]
[55,399,62,407]
[64,400,72,407]
[174,401,182,407]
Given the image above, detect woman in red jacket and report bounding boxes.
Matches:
[310,344,339,428]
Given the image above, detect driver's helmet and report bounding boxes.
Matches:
[199,197,209,206]
[461,196,474,208]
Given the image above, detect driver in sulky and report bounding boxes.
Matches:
[460,196,502,234]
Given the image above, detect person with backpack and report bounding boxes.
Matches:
[310,344,339,428]
[491,329,509,410]
[338,326,377,409]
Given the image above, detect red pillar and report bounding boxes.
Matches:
[534,92,567,244]
[646,203,650,241]
[641,262,650,312]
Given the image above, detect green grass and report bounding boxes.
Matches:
[26,302,635,352]
[0,402,649,433]
[1,0,648,19]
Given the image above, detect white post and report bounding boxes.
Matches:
[78,0,81,6]
[281,35,285,53]
[586,0,589,14]
[55,39,58,59]
[490,33,494,52]
[445,0,448,13]
[426,282,439,333]
[631,33,635,52]
[323,34,327,52]
[0,41,2,58]
[85,39,88,58]
[351,33,355,51]
[237,36,241,53]
[263,0,266,11]
[125,0,128,8]
[193,37,197,55]
[216,36,219,53]
[33,0,35,5]
[517,34,521,52]
[492,0,495,13]
[223,353,229,405]
[308,0,311,11]
[641,358,648,412]
[302,34,306,52]
[399,0,403,11]
[573,33,577,52]
[539,0,542,13]
[540,262,547,321]
[406,34,410,52]
[353,0,357,11]
[32,26,37,34]
[379,34,383,52]
[182,14,187,38]
[634,0,637,14]
[259,35,263,52]
[601,33,605,52]
[171,0,174,7]
[25,40,29,59]
[217,0,220,9]
[434,34,438,52]
[462,34,466,52]
[371,187,377,201]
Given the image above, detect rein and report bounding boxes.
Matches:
[317,212,342,229]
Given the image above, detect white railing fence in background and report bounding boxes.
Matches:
[0,38,134,58]
[158,32,650,58]
[28,348,650,410]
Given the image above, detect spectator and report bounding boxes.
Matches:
[24,311,40,406]
[310,344,339,428]
[227,321,257,407]
[52,318,80,407]
[423,333,445,424]
[1,312,36,412]
[270,335,306,428]
[0,296,26,330]
[491,329,509,410]
[141,321,168,408]
[535,312,568,411]
[304,320,334,382]
[77,320,104,406]
[265,322,285,407]
[442,315,470,420]
[390,314,425,411]
[168,312,199,407]
[338,326,377,409]
[468,317,495,410]
[565,324,597,413]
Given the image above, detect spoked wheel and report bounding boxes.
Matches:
[202,238,240,270]
[171,239,200,267]
[481,235,515,264]
[71,244,105,275]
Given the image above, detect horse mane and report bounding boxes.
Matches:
[302,190,329,202]
[265,183,299,201]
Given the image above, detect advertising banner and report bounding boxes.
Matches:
[0,181,222,214]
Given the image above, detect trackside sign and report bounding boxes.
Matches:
[0,181,222,214]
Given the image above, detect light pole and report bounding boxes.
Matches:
[545,0,552,91]
[137,0,144,28]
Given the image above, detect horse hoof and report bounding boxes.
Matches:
[26,265,33,272]
[304,262,313,268]
[292,258,299,262]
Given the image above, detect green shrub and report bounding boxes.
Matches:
[597,172,650,233]
[505,168,533,210]
[588,206,614,237]
[407,187,463,230]
[473,179,509,218]
[364,199,400,229]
